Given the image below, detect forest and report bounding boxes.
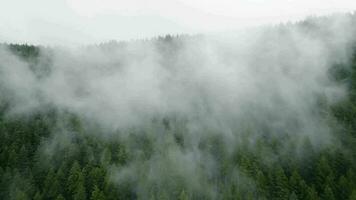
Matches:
[1,14,356,200]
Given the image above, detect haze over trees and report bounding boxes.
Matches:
[1,13,356,200]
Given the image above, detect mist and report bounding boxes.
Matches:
[1,13,356,199]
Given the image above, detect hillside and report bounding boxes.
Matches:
[1,14,356,200]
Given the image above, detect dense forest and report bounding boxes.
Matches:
[1,14,356,200]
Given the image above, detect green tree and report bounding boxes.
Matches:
[67,161,82,195]
[349,190,356,200]
[55,194,66,200]
[306,186,319,200]
[12,189,29,200]
[33,191,43,200]
[90,185,105,200]
[73,184,86,200]
[315,156,334,192]
[43,169,60,199]
[289,192,298,200]
[337,175,351,200]
[273,166,289,200]
[178,189,189,200]
[322,185,335,200]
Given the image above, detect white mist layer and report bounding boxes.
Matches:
[0,14,355,198]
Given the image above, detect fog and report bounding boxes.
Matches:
[1,14,355,198]
[1,0,355,45]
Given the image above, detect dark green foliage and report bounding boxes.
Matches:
[1,19,356,199]
[90,185,105,200]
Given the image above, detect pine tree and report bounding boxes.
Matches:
[337,175,350,200]
[12,189,29,200]
[315,156,333,192]
[289,192,298,200]
[73,184,86,200]
[297,179,310,200]
[67,161,81,195]
[306,186,319,200]
[322,185,335,200]
[91,185,105,200]
[178,189,189,200]
[56,166,67,195]
[349,190,356,200]
[273,166,289,200]
[43,168,60,199]
[256,170,268,197]
[101,148,111,166]
[33,191,43,200]
[289,170,302,196]
[88,167,106,191]
[55,194,66,200]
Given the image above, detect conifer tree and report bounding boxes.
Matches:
[91,185,105,200]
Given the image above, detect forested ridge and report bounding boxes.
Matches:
[1,15,356,200]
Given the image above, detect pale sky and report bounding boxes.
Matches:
[1,0,355,45]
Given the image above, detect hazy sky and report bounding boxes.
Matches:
[1,0,355,45]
